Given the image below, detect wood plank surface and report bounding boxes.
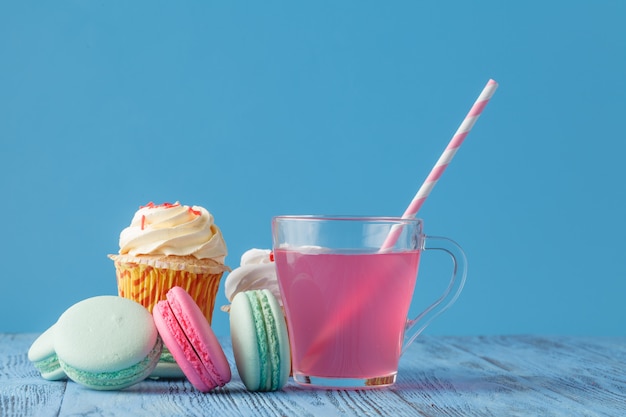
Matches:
[1,333,624,416]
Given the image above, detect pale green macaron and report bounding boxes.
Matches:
[28,324,66,381]
[54,295,163,390]
[149,347,186,379]
[230,289,290,391]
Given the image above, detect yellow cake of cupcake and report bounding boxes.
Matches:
[109,202,230,324]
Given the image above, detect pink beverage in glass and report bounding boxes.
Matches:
[274,249,421,384]
[273,215,467,389]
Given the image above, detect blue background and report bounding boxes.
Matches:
[2,1,624,337]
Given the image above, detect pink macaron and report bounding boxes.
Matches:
[153,286,231,392]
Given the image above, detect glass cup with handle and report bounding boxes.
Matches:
[272,215,467,389]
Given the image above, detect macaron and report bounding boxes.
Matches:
[27,324,66,381]
[149,347,186,379]
[230,289,290,391]
[54,296,163,390]
[153,286,231,392]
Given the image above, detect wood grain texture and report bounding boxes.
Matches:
[1,333,624,416]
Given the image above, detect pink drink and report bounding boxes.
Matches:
[274,249,420,382]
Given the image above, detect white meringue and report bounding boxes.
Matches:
[222,249,281,311]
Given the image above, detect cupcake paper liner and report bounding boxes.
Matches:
[109,254,230,324]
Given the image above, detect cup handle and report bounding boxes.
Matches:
[402,235,467,354]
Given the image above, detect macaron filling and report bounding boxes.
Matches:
[159,347,178,364]
[247,290,282,391]
[32,353,62,377]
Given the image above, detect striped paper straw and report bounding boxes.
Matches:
[380,79,498,251]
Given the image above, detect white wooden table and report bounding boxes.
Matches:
[1,333,624,416]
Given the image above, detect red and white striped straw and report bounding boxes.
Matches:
[380,79,498,251]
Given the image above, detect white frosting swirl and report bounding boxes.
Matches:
[118,202,227,263]
[224,249,280,306]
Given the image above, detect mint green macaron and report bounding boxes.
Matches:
[55,296,162,390]
[28,324,66,381]
[230,289,290,391]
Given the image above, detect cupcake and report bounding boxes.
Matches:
[109,202,230,324]
[221,248,280,312]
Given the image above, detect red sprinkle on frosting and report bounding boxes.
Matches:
[269,251,274,262]
[141,215,146,230]
[140,202,180,209]
[188,207,202,216]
